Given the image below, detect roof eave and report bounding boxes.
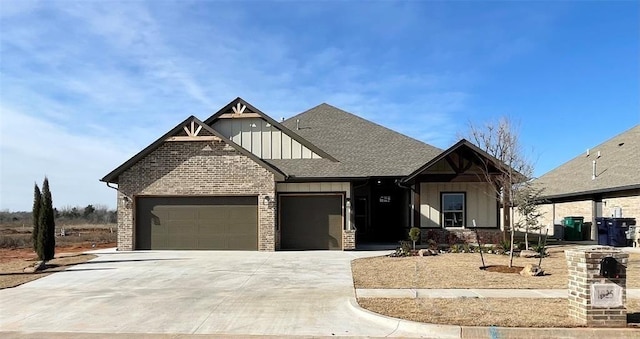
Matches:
[541,184,640,200]
[100,116,288,184]
[401,139,521,185]
[204,98,338,162]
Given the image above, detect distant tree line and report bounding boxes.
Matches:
[0,204,116,225]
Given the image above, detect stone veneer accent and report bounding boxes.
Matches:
[117,140,276,251]
[565,246,628,327]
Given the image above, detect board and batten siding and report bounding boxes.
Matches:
[276,182,352,231]
[212,118,321,160]
[419,182,498,228]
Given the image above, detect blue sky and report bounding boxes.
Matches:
[1,1,638,211]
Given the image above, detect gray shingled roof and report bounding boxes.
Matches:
[536,125,640,198]
[268,103,442,178]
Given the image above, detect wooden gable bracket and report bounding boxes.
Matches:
[444,153,473,174]
[218,102,261,119]
[166,120,221,142]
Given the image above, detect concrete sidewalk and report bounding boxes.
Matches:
[356,288,640,299]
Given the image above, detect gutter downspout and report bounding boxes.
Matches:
[106,182,133,205]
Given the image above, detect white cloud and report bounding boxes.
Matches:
[4,1,534,210]
[0,106,133,211]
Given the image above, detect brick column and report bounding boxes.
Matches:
[565,246,628,327]
[343,229,356,250]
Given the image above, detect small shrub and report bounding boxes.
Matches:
[498,239,511,252]
[532,243,547,256]
[517,241,528,251]
[427,239,438,250]
[390,240,413,257]
[409,227,421,250]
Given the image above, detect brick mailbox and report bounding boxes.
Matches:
[565,246,628,327]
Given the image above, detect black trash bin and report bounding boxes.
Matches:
[609,218,636,247]
[596,217,610,245]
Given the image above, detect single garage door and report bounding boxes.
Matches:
[279,194,343,250]
[135,196,258,250]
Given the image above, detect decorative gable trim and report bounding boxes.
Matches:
[401,139,519,185]
[100,115,286,184]
[205,97,337,162]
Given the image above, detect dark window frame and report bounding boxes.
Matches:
[441,192,466,228]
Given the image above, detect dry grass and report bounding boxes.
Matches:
[352,246,640,289]
[0,224,116,250]
[358,298,640,327]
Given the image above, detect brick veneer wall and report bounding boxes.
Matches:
[565,246,628,327]
[420,228,502,245]
[116,140,276,251]
[603,193,640,219]
[343,229,356,250]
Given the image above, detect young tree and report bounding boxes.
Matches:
[513,180,545,250]
[465,117,533,267]
[409,227,421,250]
[32,183,42,253]
[38,177,56,261]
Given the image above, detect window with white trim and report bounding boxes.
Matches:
[442,193,465,227]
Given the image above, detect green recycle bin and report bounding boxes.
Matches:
[563,216,584,241]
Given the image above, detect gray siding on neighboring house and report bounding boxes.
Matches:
[212,118,321,160]
[117,140,276,251]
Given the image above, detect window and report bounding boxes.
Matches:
[442,193,465,227]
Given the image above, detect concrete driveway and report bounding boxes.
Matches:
[0,249,455,338]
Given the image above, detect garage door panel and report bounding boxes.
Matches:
[280,195,343,250]
[136,196,258,250]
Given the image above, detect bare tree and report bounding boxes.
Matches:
[513,180,545,249]
[465,117,533,267]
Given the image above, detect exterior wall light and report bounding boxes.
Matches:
[263,195,272,205]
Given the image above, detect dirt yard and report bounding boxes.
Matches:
[0,223,118,288]
[358,298,640,328]
[353,245,640,327]
[352,245,640,289]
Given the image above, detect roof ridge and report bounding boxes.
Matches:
[538,124,639,179]
[285,103,443,152]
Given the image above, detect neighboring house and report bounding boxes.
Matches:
[535,125,640,240]
[101,98,508,251]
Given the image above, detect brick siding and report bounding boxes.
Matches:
[565,246,628,327]
[342,229,356,250]
[117,140,275,251]
[420,228,503,245]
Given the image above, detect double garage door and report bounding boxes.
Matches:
[135,194,344,250]
[135,196,257,250]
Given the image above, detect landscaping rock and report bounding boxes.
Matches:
[519,250,540,258]
[418,249,438,257]
[23,261,45,273]
[520,264,544,277]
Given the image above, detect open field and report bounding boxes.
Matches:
[352,245,640,289]
[0,223,116,288]
[0,223,116,249]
